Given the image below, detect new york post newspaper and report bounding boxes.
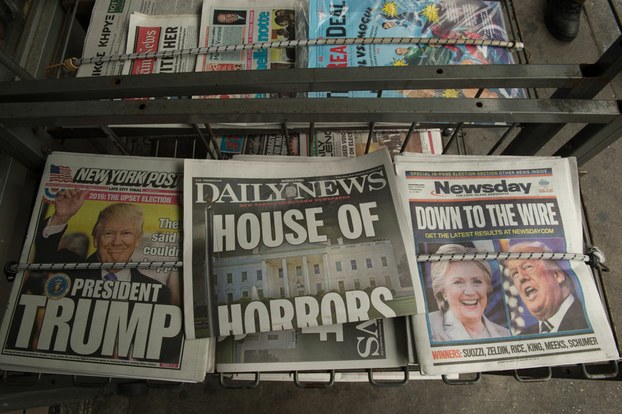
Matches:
[184,150,423,338]
[394,155,618,375]
[0,152,212,382]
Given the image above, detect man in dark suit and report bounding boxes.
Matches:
[36,189,168,297]
[504,241,589,335]
[31,189,180,361]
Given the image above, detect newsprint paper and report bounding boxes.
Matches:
[122,13,200,76]
[216,317,409,373]
[77,0,203,78]
[0,152,213,382]
[183,150,422,339]
[394,155,619,375]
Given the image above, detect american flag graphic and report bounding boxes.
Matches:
[49,165,73,183]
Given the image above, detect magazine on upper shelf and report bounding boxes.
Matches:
[217,317,408,373]
[122,13,200,76]
[183,149,423,339]
[77,0,203,78]
[195,0,296,99]
[307,0,524,99]
[394,155,618,375]
[0,152,214,382]
[311,129,443,157]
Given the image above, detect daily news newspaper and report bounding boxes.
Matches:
[0,153,212,382]
[122,13,199,75]
[183,150,421,339]
[76,0,203,78]
[217,317,408,372]
[307,0,524,99]
[394,155,618,375]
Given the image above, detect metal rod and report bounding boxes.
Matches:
[99,125,130,155]
[4,251,593,275]
[2,98,618,127]
[56,0,80,79]
[308,122,315,155]
[400,123,419,153]
[282,122,290,156]
[204,123,222,159]
[66,37,525,68]
[488,123,519,155]
[0,65,587,103]
[443,123,464,154]
[192,123,216,159]
[0,49,33,80]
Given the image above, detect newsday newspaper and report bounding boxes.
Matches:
[0,152,213,382]
[394,155,618,375]
[183,150,423,339]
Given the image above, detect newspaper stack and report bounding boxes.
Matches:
[76,0,203,78]
[394,154,619,375]
[183,150,423,376]
[0,153,214,382]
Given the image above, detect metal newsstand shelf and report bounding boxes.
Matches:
[1,0,622,410]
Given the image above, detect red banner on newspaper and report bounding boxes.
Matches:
[131,26,160,75]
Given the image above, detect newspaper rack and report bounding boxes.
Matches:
[2,3,622,400]
[2,244,618,387]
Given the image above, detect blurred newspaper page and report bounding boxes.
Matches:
[183,150,423,338]
[394,155,618,375]
[122,13,199,75]
[76,0,202,77]
[0,152,212,382]
[217,318,408,372]
[311,129,443,158]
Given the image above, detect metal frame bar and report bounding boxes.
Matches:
[0,65,586,102]
[0,98,619,127]
[502,33,622,155]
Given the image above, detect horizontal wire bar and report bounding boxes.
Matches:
[416,252,590,263]
[5,252,591,274]
[65,37,525,70]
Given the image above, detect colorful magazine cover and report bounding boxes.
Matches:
[308,0,524,98]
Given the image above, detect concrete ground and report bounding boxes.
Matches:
[92,1,622,413]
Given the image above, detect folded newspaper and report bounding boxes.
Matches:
[0,153,214,382]
[394,154,618,375]
[216,318,409,373]
[77,0,203,78]
[311,129,443,158]
[123,13,200,76]
[195,0,296,99]
[183,150,422,339]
